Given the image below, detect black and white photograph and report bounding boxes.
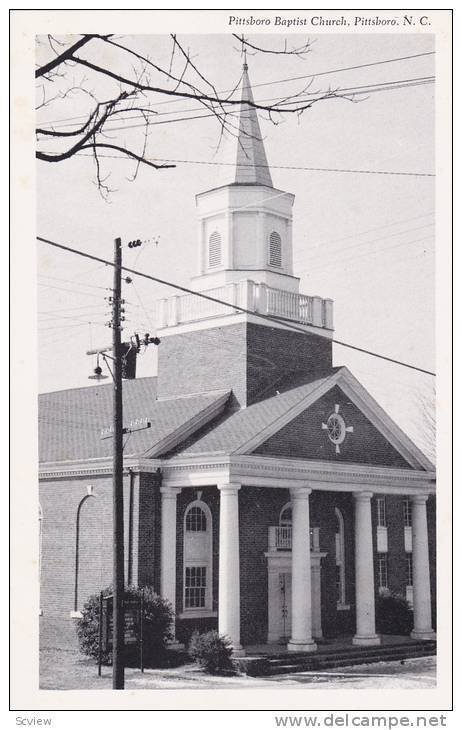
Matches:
[10,7,453,716]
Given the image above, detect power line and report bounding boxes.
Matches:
[38,273,110,291]
[39,75,434,131]
[305,235,434,275]
[293,211,434,253]
[37,235,436,377]
[38,50,435,128]
[73,152,434,178]
[294,224,435,274]
[43,77,434,139]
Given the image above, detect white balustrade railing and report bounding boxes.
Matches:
[156,280,333,330]
[268,526,319,552]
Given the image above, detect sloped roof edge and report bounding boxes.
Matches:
[233,367,434,472]
[143,390,231,458]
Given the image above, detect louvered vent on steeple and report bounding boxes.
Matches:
[208,231,222,268]
[269,231,282,267]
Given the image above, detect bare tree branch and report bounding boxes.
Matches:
[35,34,106,79]
[36,34,351,195]
[232,34,312,58]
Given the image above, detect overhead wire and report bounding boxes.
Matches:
[293,211,435,253]
[38,75,435,134]
[38,49,435,128]
[294,224,435,275]
[37,235,436,377]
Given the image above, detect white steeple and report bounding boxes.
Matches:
[233,58,273,187]
[193,61,299,294]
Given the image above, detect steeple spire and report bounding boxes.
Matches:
[234,61,273,187]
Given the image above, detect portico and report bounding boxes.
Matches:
[157,446,436,654]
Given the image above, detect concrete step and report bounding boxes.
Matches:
[266,639,436,662]
[265,644,436,676]
[238,640,436,677]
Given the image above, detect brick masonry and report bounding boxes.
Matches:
[156,320,333,407]
[39,470,162,650]
[255,385,413,469]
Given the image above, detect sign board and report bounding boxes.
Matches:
[101,596,141,650]
[97,593,145,676]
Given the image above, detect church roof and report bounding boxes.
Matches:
[39,369,434,473]
[165,367,435,472]
[167,371,340,458]
[232,62,273,187]
[38,377,230,463]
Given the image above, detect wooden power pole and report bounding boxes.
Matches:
[112,236,125,690]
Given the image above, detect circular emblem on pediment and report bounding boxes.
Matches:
[322,404,354,454]
[326,412,346,445]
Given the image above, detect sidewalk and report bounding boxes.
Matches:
[40,649,436,691]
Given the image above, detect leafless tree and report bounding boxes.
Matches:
[414,381,436,464]
[36,33,354,196]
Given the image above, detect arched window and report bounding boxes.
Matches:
[335,508,347,607]
[74,495,103,614]
[186,505,207,532]
[268,231,282,267]
[183,501,212,612]
[279,503,292,526]
[208,231,222,268]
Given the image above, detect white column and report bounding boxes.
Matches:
[288,487,317,652]
[160,487,181,644]
[218,483,244,655]
[353,492,380,646]
[411,495,436,640]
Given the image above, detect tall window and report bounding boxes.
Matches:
[335,508,347,606]
[208,231,222,268]
[268,231,282,267]
[378,555,388,590]
[185,567,207,609]
[377,497,387,527]
[406,553,413,586]
[403,499,412,527]
[183,500,212,612]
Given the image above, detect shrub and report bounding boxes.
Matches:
[188,630,234,674]
[76,585,174,666]
[375,591,413,635]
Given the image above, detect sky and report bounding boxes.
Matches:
[36,32,436,457]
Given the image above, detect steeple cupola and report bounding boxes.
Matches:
[192,62,298,294]
[155,61,334,408]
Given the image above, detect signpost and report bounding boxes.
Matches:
[98,592,145,677]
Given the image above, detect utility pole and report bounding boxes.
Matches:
[112,236,125,690]
[86,237,161,691]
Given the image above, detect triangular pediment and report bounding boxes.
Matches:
[235,368,433,472]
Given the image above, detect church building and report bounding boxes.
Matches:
[39,63,436,655]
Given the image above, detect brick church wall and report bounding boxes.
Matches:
[156,321,333,408]
[39,470,162,650]
[39,475,116,650]
[311,491,356,637]
[246,322,332,405]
